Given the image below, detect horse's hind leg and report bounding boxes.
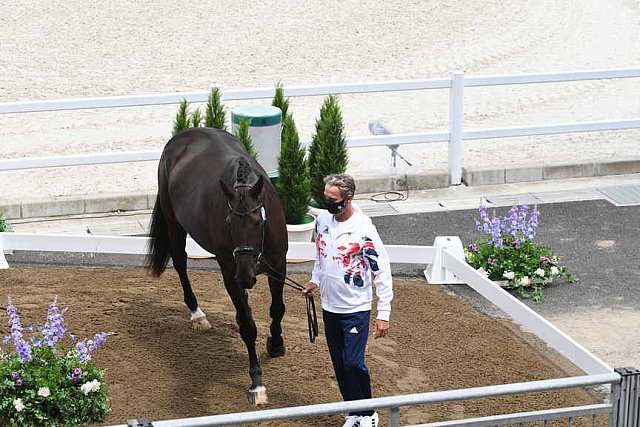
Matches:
[266,263,286,357]
[169,225,211,330]
[219,257,266,405]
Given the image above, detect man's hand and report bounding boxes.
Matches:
[302,281,317,296]
[374,319,389,339]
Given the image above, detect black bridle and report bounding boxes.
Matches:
[226,195,318,343]
[226,198,265,260]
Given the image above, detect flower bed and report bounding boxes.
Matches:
[1,298,111,426]
[465,204,576,301]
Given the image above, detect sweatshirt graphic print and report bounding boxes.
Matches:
[311,208,393,321]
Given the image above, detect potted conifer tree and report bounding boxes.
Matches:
[272,84,315,242]
[307,94,349,208]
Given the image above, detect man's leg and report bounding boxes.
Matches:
[341,310,373,417]
[323,310,350,399]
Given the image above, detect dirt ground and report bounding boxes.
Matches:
[0,267,606,426]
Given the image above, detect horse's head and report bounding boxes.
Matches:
[220,173,266,289]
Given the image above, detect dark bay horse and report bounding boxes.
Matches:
[145,127,288,404]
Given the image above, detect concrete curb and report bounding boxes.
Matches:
[2,158,640,220]
[462,158,640,186]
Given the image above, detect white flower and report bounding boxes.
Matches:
[477,267,489,277]
[14,398,25,412]
[80,379,101,395]
[535,268,546,277]
[550,266,559,276]
[502,270,515,280]
[37,387,50,397]
[518,276,530,285]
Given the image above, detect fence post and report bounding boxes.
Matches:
[611,367,640,427]
[388,407,400,427]
[448,71,464,185]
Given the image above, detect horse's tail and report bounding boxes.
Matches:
[146,197,171,277]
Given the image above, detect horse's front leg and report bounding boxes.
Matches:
[266,263,286,357]
[220,259,266,405]
[169,227,210,330]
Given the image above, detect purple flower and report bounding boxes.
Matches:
[540,256,551,263]
[469,244,479,252]
[15,379,23,386]
[71,367,83,381]
[37,298,67,348]
[75,332,110,362]
[6,303,32,363]
[12,372,23,386]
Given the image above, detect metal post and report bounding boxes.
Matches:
[612,367,640,427]
[388,407,400,427]
[448,71,464,185]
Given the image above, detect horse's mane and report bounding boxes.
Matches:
[235,158,252,187]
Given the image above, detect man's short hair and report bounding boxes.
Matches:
[324,173,356,199]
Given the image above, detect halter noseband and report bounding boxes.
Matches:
[227,193,266,259]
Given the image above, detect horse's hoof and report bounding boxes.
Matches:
[190,316,211,331]
[248,386,268,405]
[266,337,286,358]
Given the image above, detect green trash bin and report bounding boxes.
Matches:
[231,105,282,182]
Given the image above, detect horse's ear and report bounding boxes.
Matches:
[250,175,264,198]
[220,178,234,200]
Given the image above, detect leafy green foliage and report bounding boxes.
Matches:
[271,83,289,118]
[0,215,13,232]
[308,94,349,206]
[172,99,191,136]
[465,204,576,301]
[234,117,258,159]
[277,114,311,224]
[0,300,111,425]
[205,87,227,130]
[190,107,203,128]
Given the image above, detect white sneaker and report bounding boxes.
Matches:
[359,412,379,427]
[342,415,361,427]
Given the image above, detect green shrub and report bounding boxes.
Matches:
[234,117,258,159]
[307,94,349,207]
[205,87,227,130]
[277,113,311,224]
[172,99,191,136]
[0,215,13,232]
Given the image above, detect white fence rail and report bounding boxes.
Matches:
[1,68,639,184]
[0,232,627,426]
[0,232,608,375]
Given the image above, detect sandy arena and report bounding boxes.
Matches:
[0,268,606,426]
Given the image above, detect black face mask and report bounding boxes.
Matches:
[324,198,347,215]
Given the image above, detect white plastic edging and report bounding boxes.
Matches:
[0,233,438,265]
[441,250,613,375]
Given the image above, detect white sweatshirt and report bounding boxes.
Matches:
[310,206,394,321]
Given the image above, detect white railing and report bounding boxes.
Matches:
[1,68,639,184]
[0,232,622,426]
[0,232,610,375]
